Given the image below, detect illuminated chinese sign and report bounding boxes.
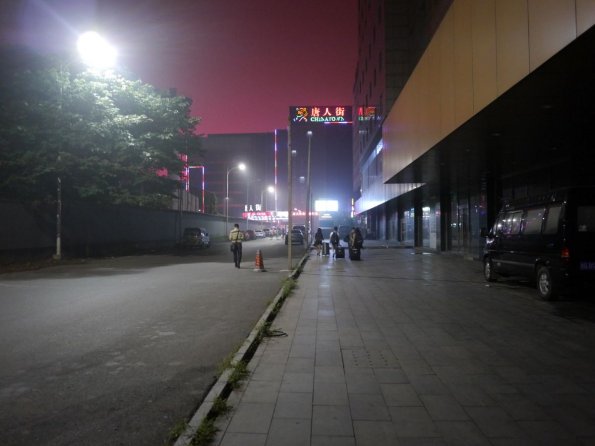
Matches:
[243,211,274,221]
[245,211,319,221]
[290,106,352,125]
[357,106,376,121]
[245,204,265,212]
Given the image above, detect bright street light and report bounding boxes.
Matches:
[77,31,117,70]
[226,163,247,235]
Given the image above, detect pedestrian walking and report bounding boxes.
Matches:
[348,227,356,247]
[348,227,364,260]
[229,223,244,268]
[314,228,324,256]
[330,226,340,258]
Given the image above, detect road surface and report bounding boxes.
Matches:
[0,237,305,445]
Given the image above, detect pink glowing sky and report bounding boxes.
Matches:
[1,0,357,134]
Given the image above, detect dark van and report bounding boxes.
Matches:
[481,187,595,300]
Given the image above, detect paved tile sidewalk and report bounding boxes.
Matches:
[213,244,595,445]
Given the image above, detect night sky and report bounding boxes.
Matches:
[1,0,358,134]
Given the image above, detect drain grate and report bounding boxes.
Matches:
[342,348,399,368]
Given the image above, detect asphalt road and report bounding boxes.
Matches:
[0,237,306,446]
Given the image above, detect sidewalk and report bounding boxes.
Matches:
[212,244,595,445]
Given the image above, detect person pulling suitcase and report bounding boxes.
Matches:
[349,227,364,260]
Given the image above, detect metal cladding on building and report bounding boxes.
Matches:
[353,0,595,258]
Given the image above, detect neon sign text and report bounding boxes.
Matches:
[290,106,352,125]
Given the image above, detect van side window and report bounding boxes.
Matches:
[577,206,595,233]
[522,208,545,235]
[543,205,562,235]
[503,211,523,235]
[493,214,506,234]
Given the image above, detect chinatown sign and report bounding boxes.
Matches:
[243,211,275,221]
[242,210,319,221]
[290,106,352,125]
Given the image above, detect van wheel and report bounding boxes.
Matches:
[484,258,497,282]
[536,266,558,301]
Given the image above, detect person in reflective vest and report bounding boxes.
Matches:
[229,223,245,268]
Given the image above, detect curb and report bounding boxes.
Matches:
[173,251,310,446]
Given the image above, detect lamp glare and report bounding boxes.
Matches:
[77,31,117,69]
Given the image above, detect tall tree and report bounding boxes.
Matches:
[0,48,203,208]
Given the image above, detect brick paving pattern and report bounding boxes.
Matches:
[213,243,595,445]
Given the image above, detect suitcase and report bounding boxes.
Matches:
[335,246,345,258]
[349,247,361,260]
[322,242,330,256]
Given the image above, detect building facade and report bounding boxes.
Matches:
[354,0,595,258]
[193,120,353,228]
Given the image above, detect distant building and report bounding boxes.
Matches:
[353,0,595,258]
[288,109,353,216]
[191,132,276,217]
[194,120,353,225]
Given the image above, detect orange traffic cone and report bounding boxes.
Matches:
[254,249,267,272]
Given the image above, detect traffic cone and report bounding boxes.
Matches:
[254,249,267,272]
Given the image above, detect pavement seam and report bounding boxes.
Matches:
[173,251,310,446]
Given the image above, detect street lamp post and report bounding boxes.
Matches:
[305,130,313,245]
[53,31,116,260]
[287,123,293,271]
[226,163,246,235]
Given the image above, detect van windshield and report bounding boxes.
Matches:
[577,206,595,233]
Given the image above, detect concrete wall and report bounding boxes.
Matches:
[383,0,595,182]
[0,200,243,256]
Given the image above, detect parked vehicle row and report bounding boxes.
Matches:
[230,227,284,241]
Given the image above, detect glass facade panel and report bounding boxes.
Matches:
[451,195,469,254]
[402,208,415,245]
[422,205,440,249]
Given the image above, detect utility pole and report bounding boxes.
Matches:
[305,130,312,246]
[287,122,293,272]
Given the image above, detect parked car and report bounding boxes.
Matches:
[254,229,265,238]
[182,227,210,248]
[285,229,304,245]
[481,187,595,300]
[244,229,256,241]
[292,225,307,234]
